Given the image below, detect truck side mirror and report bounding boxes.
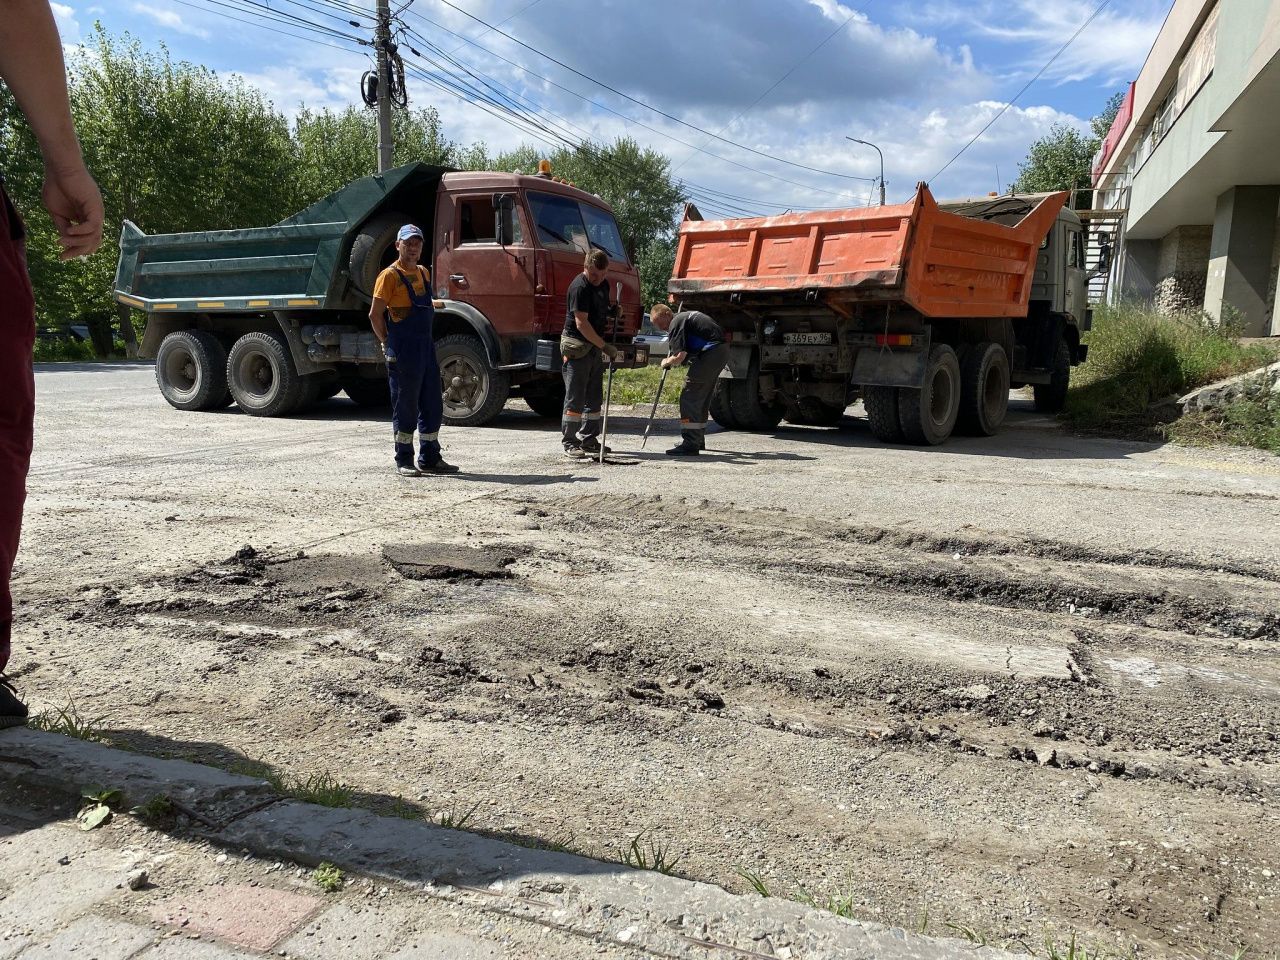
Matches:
[492,193,515,246]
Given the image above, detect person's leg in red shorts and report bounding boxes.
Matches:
[0,182,36,727]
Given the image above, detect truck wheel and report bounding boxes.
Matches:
[341,374,390,408]
[1033,336,1071,414]
[727,352,783,431]
[523,379,565,419]
[784,397,845,427]
[898,344,961,445]
[863,386,904,442]
[155,330,232,411]
[709,380,738,430]
[437,333,510,426]
[956,341,1010,436]
[227,331,303,417]
[349,211,412,301]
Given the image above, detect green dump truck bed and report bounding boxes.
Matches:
[113,163,449,315]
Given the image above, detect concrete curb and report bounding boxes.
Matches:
[1,729,1008,960]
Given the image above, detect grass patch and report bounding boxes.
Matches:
[32,337,98,363]
[432,800,480,830]
[735,866,771,898]
[615,832,682,875]
[608,364,687,406]
[1167,393,1280,454]
[28,701,107,741]
[228,761,353,808]
[798,884,860,920]
[312,862,344,892]
[1065,304,1278,437]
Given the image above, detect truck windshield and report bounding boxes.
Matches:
[528,191,628,263]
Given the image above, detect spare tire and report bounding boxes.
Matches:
[349,210,414,301]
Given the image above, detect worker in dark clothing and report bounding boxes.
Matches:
[651,304,730,456]
[560,249,620,459]
[369,224,459,476]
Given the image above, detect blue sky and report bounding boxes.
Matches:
[56,0,1172,216]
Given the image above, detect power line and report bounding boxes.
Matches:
[400,10,867,202]
[172,0,366,50]
[927,0,1113,184]
[419,0,875,184]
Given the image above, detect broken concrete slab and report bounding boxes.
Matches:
[1179,360,1280,413]
[382,544,520,581]
[2,729,1018,960]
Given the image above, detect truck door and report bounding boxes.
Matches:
[1064,226,1088,325]
[434,193,535,337]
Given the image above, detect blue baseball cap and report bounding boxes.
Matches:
[397,224,424,241]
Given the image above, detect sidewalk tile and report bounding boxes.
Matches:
[148,884,320,951]
[387,932,507,959]
[280,903,409,960]
[18,916,155,959]
[138,938,257,959]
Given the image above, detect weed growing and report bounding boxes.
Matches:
[28,701,106,741]
[283,772,354,808]
[312,862,344,893]
[616,832,682,875]
[735,867,771,898]
[1167,393,1280,454]
[432,801,480,830]
[1065,304,1277,436]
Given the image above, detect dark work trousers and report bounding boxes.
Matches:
[561,348,604,448]
[0,184,36,671]
[386,331,443,468]
[678,343,731,448]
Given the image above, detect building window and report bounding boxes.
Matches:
[1176,1,1219,111]
[457,196,524,245]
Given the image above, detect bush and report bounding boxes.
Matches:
[1064,304,1278,435]
[33,337,97,362]
[1167,394,1280,454]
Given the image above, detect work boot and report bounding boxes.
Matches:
[0,676,28,729]
[563,444,586,460]
[396,463,421,477]
[579,437,612,455]
[666,440,700,456]
[418,457,460,475]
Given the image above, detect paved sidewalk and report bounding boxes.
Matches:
[1,730,1009,960]
[0,785,648,959]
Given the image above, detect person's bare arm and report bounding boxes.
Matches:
[0,0,103,258]
[369,298,389,343]
[573,311,607,349]
[662,350,687,369]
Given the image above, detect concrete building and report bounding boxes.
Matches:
[1093,0,1280,336]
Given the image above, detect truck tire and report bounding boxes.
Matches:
[709,380,738,430]
[1033,336,1071,413]
[227,331,303,417]
[437,333,510,427]
[727,351,783,431]
[783,397,845,427]
[341,374,390,408]
[956,341,1010,436]
[897,344,961,445]
[863,386,904,442]
[523,379,565,419]
[155,330,232,411]
[349,211,412,301]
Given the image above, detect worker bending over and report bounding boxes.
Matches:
[651,305,730,456]
[560,249,621,459]
[369,224,459,476]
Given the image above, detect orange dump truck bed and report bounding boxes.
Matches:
[669,184,1067,319]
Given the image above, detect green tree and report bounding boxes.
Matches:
[291,104,456,205]
[1013,90,1126,199]
[636,236,677,312]
[2,26,299,353]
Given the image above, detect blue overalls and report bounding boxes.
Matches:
[385,267,444,468]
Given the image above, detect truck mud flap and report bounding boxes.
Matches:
[851,347,929,390]
[721,343,755,379]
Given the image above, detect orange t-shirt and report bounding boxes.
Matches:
[373,264,431,322]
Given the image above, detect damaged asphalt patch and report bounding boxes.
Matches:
[382,542,522,581]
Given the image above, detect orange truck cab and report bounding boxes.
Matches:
[114,162,646,424]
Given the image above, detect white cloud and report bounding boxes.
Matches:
[230,61,367,120]
[130,2,210,39]
[51,2,81,44]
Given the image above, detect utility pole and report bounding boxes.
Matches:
[375,0,393,173]
[846,136,886,206]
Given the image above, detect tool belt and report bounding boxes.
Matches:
[559,335,595,361]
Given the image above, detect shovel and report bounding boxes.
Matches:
[641,365,669,449]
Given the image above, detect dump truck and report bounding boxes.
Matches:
[668,185,1090,445]
[113,162,647,425]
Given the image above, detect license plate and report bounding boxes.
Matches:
[783,332,832,345]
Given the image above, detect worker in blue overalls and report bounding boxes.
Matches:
[369,224,460,476]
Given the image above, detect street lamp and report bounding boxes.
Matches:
[846,136,886,206]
